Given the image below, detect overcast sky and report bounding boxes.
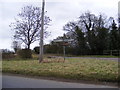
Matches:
[0,0,119,50]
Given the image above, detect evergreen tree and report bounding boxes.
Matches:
[75,26,88,55]
[109,20,119,50]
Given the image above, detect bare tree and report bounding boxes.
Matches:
[10,5,51,49]
[63,11,110,55]
[63,22,78,38]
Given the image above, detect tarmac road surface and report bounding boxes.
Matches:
[2,74,118,88]
[52,56,119,61]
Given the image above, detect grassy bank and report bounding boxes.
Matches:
[2,58,119,83]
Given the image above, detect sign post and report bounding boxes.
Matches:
[53,38,73,62]
[63,46,65,61]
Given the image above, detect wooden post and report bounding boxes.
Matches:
[63,45,65,62]
[39,0,45,63]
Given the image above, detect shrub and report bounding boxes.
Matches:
[1,49,15,60]
[17,49,32,59]
[2,53,15,60]
[34,46,39,54]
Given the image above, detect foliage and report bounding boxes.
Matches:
[2,53,15,60]
[17,49,32,59]
[74,26,89,55]
[34,46,39,54]
[44,44,63,54]
[109,20,120,50]
[1,49,15,60]
[63,11,120,55]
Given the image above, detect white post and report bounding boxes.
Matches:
[39,0,45,63]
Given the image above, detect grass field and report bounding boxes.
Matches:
[2,57,119,83]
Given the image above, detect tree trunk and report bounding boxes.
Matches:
[27,44,30,49]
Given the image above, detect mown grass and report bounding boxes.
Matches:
[2,57,119,83]
[77,55,119,58]
[33,54,119,59]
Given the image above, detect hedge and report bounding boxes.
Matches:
[17,49,32,59]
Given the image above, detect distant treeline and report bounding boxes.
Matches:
[34,12,120,56]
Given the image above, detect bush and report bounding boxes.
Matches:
[2,53,15,60]
[34,47,39,54]
[1,49,15,60]
[17,49,32,59]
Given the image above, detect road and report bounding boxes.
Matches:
[2,75,118,88]
[52,56,119,61]
[67,57,119,61]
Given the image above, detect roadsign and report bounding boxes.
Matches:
[53,38,74,62]
[53,39,74,42]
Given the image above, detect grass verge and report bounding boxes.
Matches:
[2,58,119,83]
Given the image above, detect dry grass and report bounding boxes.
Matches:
[2,57,119,83]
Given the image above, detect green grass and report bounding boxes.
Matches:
[73,55,119,58]
[33,54,119,59]
[2,57,119,83]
